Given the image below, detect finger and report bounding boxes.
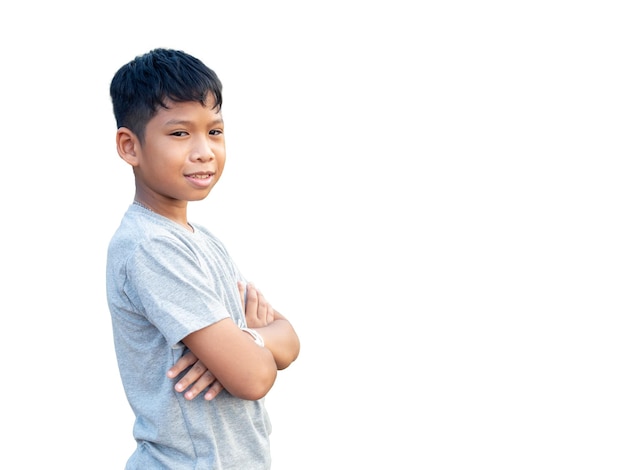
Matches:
[183,370,217,400]
[245,283,259,319]
[255,289,275,325]
[256,290,268,323]
[203,380,225,401]
[166,350,199,379]
[174,360,208,393]
[237,281,246,310]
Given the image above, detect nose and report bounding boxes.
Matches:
[191,135,216,161]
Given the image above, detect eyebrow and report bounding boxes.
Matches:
[164,117,224,127]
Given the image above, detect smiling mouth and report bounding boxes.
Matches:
[186,172,214,179]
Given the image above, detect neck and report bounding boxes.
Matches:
[133,198,193,232]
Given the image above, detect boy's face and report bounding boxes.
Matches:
[133,97,226,205]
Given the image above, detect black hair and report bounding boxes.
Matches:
[110,48,223,142]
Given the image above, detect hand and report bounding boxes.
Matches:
[238,281,275,328]
[166,350,224,400]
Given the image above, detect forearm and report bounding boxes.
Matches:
[257,313,300,370]
[183,318,278,400]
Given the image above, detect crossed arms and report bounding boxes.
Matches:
[167,281,300,401]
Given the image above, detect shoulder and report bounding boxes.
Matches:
[107,208,189,267]
[111,206,197,247]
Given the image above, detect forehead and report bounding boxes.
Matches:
[152,98,222,123]
[161,93,218,109]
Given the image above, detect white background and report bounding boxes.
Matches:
[1,1,625,468]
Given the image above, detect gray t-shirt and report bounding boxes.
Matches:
[106,203,271,469]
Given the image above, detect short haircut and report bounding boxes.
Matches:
[110,48,223,142]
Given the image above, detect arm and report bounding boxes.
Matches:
[239,282,300,370]
[183,317,277,401]
[253,310,300,370]
[169,282,300,400]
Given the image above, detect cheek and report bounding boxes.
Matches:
[217,154,226,171]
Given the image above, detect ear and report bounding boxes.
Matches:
[116,127,141,167]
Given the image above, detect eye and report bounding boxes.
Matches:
[209,129,223,136]
[170,131,188,137]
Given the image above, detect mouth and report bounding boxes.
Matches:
[185,171,215,188]
[185,171,214,179]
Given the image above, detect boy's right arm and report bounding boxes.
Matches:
[173,282,300,400]
[182,319,278,401]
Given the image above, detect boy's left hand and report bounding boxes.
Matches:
[238,281,275,328]
[167,350,224,400]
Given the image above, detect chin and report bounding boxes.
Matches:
[191,191,212,201]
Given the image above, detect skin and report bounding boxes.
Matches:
[168,281,299,400]
[116,98,300,401]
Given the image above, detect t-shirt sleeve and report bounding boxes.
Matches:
[126,234,231,348]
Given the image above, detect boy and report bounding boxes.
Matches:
[106,48,300,469]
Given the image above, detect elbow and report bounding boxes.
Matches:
[276,336,300,370]
[276,349,299,370]
[236,367,277,400]
[226,356,277,400]
[240,387,272,401]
